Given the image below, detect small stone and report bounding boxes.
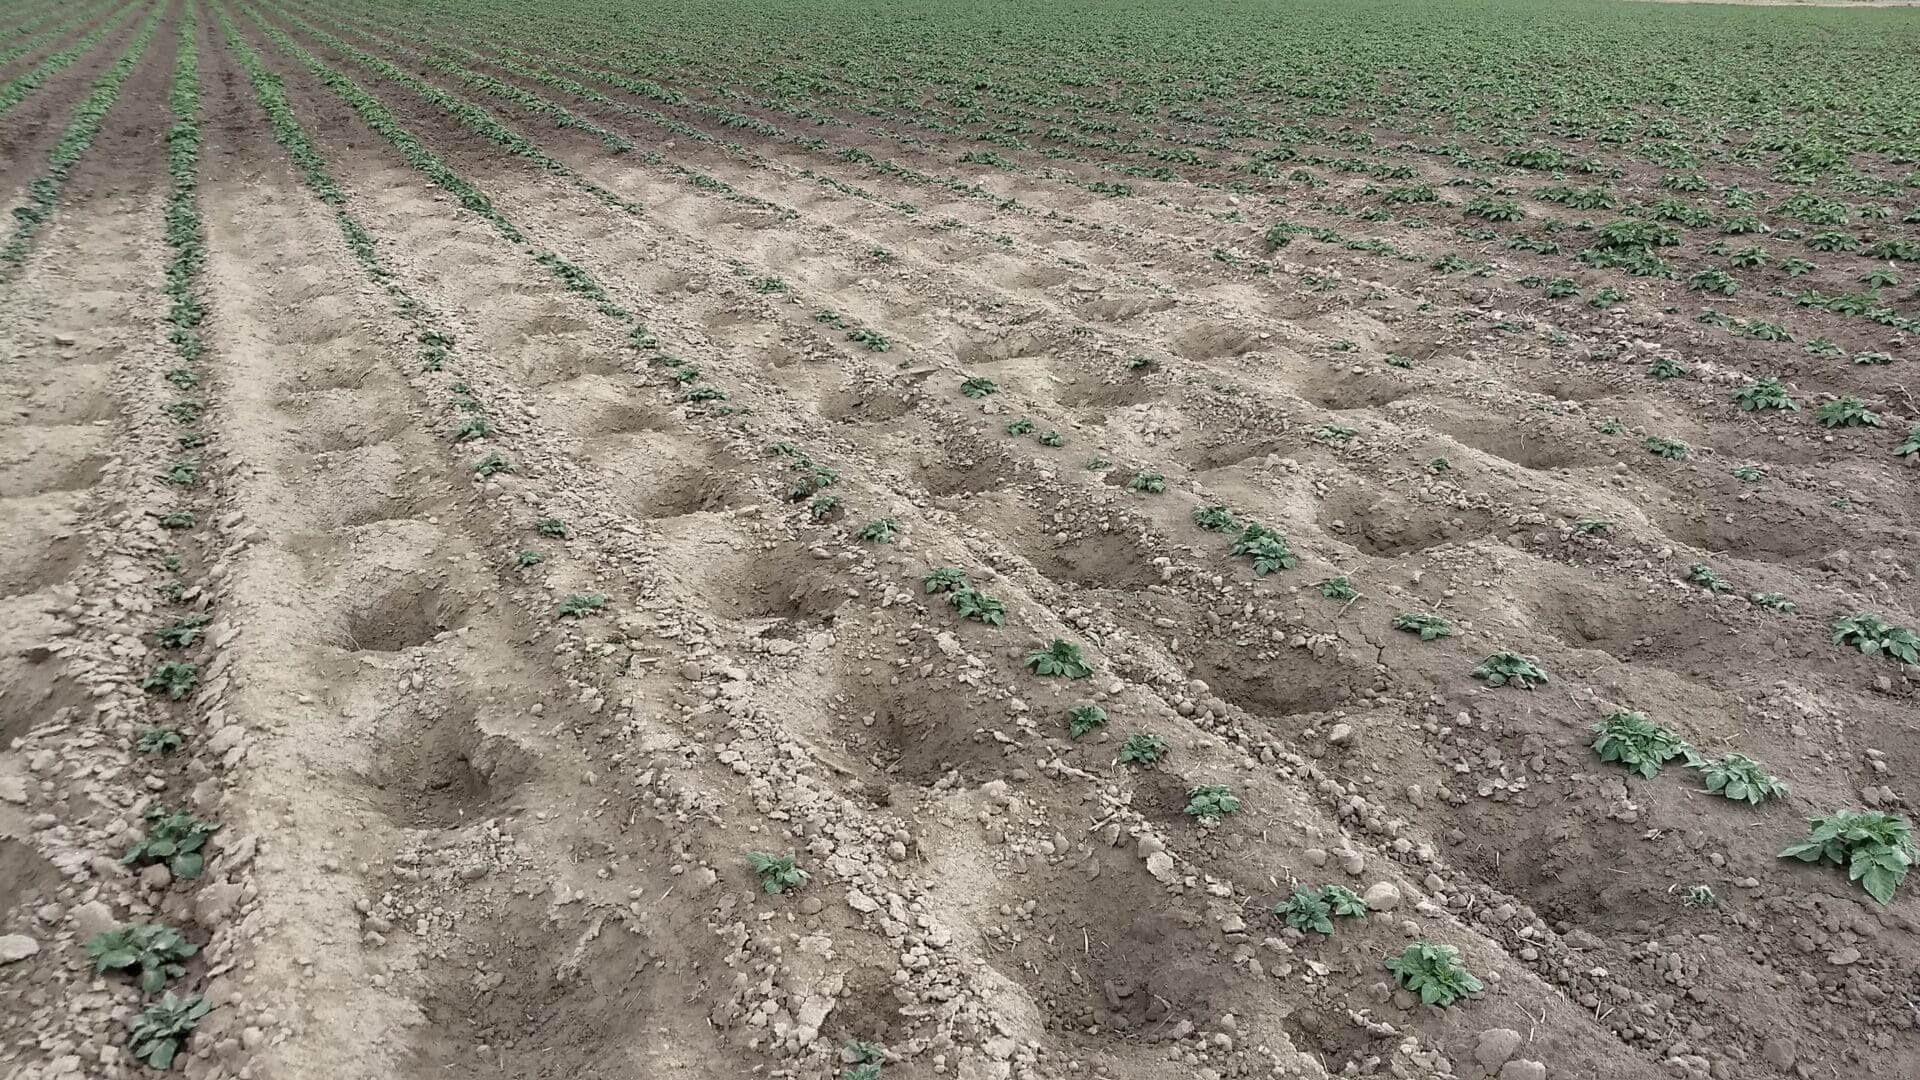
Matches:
[1474,1028,1522,1068]
[798,897,824,916]
[70,901,116,940]
[139,864,173,891]
[846,891,880,914]
[1761,1038,1796,1070]
[0,934,39,964]
[1363,882,1401,911]
[1326,723,1354,745]
[1498,1061,1545,1080]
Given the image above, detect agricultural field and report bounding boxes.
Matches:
[2,0,1919,1077]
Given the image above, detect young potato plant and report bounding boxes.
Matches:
[1127,471,1167,493]
[1697,754,1788,805]
[1317,576,1357,600]
[1748,592,1794,613]
[947,588,1006,626]
[1732,378,1797,412]
[1005,417,1035,435]
[1425,456,1451,474]
[1038,430,1065,447]
[1026,638,1093,678]
[1184,784,1239,822]
[136,727,184,755]
[1590,712,1699,779]
[142,662,199,700]
[809,496,842,521]
[1829,613,1920,664]
[856,518,901,543]
[959,376,998,398]
[558,594,607,619]
[1392,613,1451,641]
[1067,704,1107,739]
[1273,884,1369,934]
[153,614,211,649]
[1686,563,1733,594]
[122,806,216,880]
[1679,884,1718,909]
[1192,505,1240,532]
[1815,397,1881,429]
[1230,524,1297,576]
[746,852,809,894]
[923,567,970,594]
[1572,519,1612,536]
[87,925,198,993]
[1472,651,1548,688]
[1648,357,1689,380]
[1779,810,1914,905]
[1384,942,1484,1007]
[1898,425,1920,458]
[1117,733,1167,767]
[1643,436,1688,460]
[128,992,210,1070]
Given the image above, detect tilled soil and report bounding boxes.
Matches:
[1,2,1916,1080]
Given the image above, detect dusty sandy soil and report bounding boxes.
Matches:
[2,1,1917,1080]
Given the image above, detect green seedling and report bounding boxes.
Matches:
[1779,810,1914,905]
[1815,397,1881,428]
[87,925,198,993]
[1853,352,1894,366]
[1067,704,1107,739]
[856,518,901,543]
[947,588,1006,626]
[1312,424,1357,445]
[449,415,492,442]
[1900,426,1920,458]
[680,385,729,403]
[847,327,891,352]
[1643,436,1688,460]
[1126,471,1166,493]
[1425,457,1450,473]
[923,567,970,594]
[128,992,210,1070]
[1572,519,1612,536]
[959,377,997,399]
[808,496,842,521]
[1384,942,1483,1007]
[1732,465,1764,483]
[1392,612,1451,641]
[1472,651,1548,689]
[1687,563,1733,594]
[558,593,607,618]
[142,662,198,700]
[473,452,511,477]
[135,727,183,755]
[1591,711,1698,779]
[1038,430,1065,447]
[1192,505,1240,532]
[535,518,569,538]
[153,614,211,649]
[158,512,194,530]
[1117,733,1167,766]
[1748,592,1793,612]
[122,806,216,880]
[1184,784,1239,821]
[1317,576,1357,600]
[1732,378,1797,412]
[1830,613,1920,663]
[161,460,198,487]
[1698,754,1788,805]
[1648,358,1689,380]
[1230,524,1297,576]
[514,550,543,568]
[746,852,808,894]
[1026,638,1093,678]
[1005,417,1035,435]
[1679,884,1718,909]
